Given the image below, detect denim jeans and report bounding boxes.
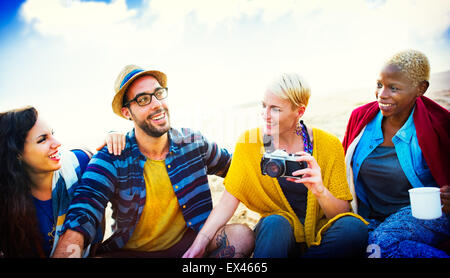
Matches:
[253,214,368,258]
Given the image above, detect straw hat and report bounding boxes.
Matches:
[112,64,167,118]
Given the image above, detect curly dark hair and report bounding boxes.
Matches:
[0,106,44,257]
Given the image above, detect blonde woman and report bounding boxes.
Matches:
[183,73,368,258]
[343,50,450,258]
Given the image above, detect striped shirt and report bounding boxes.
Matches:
[59,128,231,253]
[50,149,103,257]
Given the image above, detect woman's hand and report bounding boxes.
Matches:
[286,151,326,197]
[286,151,350,218]
[96,132,126,155]
[441,185,450,214]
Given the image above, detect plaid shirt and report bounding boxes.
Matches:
[59,128,231,253]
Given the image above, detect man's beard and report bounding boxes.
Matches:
[131,108,170,138]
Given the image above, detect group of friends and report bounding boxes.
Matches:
[0,49,449,258]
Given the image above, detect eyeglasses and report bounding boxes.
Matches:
[123,87,168,107]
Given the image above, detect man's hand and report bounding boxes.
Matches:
[182,233,210,258]
[52,229,85,258]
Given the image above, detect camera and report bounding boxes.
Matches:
[260,149,308,178]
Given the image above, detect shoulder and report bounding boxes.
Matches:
[71,148,92,161]
[419,96,450,115]
[170,127,205,145]
[236,127,263,144]
[70,149,92,173]
[229,128,264,161]
[352,101,378,113]
[313,127,341,146]
[349,101,378,120]
[312,127,345,161]
[415,96,450,126]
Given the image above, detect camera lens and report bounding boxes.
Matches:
[264,159,285,178]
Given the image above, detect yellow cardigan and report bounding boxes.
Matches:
[224,127,367,247]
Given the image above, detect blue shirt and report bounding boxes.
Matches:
[30,149,95,257]
[357,146,412,220]
[33,197,55,257]
[278,178,308,224]
[352,109,437,207]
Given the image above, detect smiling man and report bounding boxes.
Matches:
[52,65,254,258]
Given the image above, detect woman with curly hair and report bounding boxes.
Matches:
[0,106,111,257]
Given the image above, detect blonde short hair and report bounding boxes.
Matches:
[385,49,430,86]
[267,73,311,109]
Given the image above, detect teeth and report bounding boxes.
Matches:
[151,113,165,120]
[379,103,393,107]
[49,152,60,159]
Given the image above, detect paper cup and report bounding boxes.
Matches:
[408,187,442,220]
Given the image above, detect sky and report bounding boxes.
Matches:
[0,0,449,151]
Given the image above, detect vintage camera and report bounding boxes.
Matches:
[260,149,308,178]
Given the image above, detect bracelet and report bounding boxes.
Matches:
[198,232,212,242]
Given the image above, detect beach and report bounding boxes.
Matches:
[104,70,450,238]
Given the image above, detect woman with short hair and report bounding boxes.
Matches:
[342,49,450,258]
[183,73,368,258]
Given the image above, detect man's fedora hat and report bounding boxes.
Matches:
[112,64,167,118]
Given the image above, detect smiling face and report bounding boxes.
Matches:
[261,91,302,138]
[121,75,170,138]
[376,64,426,123]
[22,116,62,175]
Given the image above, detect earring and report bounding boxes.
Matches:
[17,156,23,167]
[295,121,302,136]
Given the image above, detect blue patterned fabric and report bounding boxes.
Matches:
[367,206,450,258]
[46,149,99,257]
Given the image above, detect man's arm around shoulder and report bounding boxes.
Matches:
[52,229,85,258]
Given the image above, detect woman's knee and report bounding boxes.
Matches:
[256,215,292,234]
[306,216,368,258]
[332,216,369,245]
[253,215,295,258]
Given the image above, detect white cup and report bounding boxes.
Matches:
[408,187,442,220]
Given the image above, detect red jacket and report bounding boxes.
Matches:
[342,96,450,188]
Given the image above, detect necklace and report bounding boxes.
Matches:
[296,120,313,154]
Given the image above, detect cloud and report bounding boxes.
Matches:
[18,1,450,64]
[21,0,136,36]
[11,0,450,106]
[20,0,139,49]
[1,0,449,149]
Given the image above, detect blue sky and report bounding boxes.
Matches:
[0,0,25,40]
[0,0,449,150]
